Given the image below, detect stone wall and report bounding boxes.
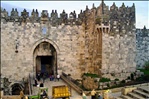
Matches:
[1,1,139,82]
[102,33,136,80]
[1,22,84,81]
[136,26,149,68]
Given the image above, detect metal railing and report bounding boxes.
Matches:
[61,72,83,94]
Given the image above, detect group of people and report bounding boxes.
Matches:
[82,89,103,99]
[49,73,60,81]
[33,78,44,87]
[33,72,45,87]
[33,72,61,87]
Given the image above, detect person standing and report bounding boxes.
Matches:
[40,89,48,99]
[82,92,87,99]
[91,89,96,99]
[33,78,38,87]
[98,93,103,99]
[40,82,44,87]
[20,89,25,99]
[37,72,41,81]
[57,74,60,81]
[43,73,46,83]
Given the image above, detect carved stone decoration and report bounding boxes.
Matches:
[11,8,15,16]
[60,10,68,24]
[31,9,39,23]
[142,26,148,37]
[35,9,39,19]
[42,27,47,35]
[73,11,76,19]
[40,10,49,23]
[1,9,8,19]
[41,10,48,18]
[129,3,135,29]
[30,9,35,23]
[54,10,58,19]
[41,25,49,37]
[109,2,119,34]
[10,8,19,22]
[77,10,84,24]
[50,10,58,26]
[68,12,74,25]
[51,10,55,18]
[21,9,29,23]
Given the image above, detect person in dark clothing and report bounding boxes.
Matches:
[40,82,44,87]
[52,75,54,81]
[37,72,41,81]
[33,78,38,86]
[40,90,48,99]
[43,73,46,83]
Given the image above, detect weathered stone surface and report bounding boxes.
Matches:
[82,77,98,90]
[135,27,149,68]
[1,2,148,84]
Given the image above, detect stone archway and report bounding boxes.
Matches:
[33,41,57,78]
[8,82,24,95]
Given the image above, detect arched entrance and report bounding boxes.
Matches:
[33,41,57,78]
[8,82,24,95]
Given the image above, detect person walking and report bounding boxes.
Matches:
[91,89,96,99]
[37,72,41,81]
[33,78,38,87]
[57,74,60,81]
[98,93,103,99]
[43,73,46,83]
[82,92,87,99]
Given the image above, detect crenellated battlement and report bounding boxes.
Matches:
[1,2,135,30]
[136,26,149,37]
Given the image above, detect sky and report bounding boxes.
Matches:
[1,1,149,29]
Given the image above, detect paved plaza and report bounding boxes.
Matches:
[31,78,149,99]
[32,78,91,99]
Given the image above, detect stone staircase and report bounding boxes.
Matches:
[116,86,149,99]
[61,74,83,94]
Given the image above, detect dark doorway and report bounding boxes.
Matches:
[34,42,57,79]
[36,56,54,78]
[11,83,23,95]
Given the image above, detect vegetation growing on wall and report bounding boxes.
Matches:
[82,73,99,78]
[99,77,111,82]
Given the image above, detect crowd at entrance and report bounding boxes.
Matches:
[33,72,60,87]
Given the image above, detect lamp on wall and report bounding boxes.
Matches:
[15,38,19,53]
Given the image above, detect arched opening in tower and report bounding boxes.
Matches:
[33,41,57,78]
[11,83,23,95]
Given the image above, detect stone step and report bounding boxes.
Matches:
[120,95,133,99]
[133,89,149,98]
[128,92,145,99]
[138,86,149,94]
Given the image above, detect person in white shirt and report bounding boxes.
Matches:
[91,89,96,99]
[57,74,60,81]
